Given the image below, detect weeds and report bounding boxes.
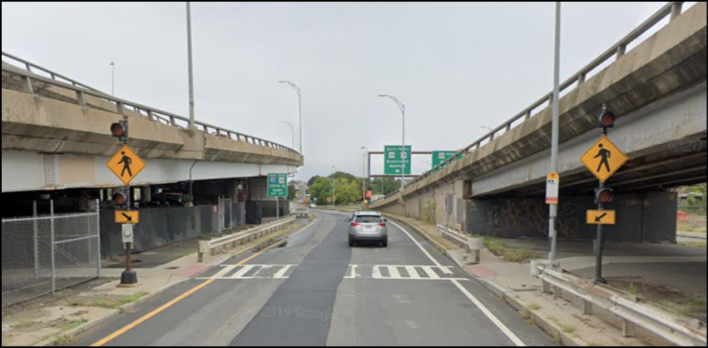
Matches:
[54,335,76,346]
[61,318,88,332]
[528,303,541,311]
[560,324,576,334]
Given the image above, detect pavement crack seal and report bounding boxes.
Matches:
[89,216,319,347]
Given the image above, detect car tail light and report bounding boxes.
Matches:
[350,222,360,227]
[379,222,386,227]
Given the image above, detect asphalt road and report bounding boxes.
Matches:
[75,211,555,346]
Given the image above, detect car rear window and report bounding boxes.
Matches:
[355,215,382,223]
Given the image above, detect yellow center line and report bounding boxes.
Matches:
[91,217,318,347]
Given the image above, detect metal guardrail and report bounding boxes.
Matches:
[1,53,298,154]
[198,216,296,262]
[534,265,706,346]
[379,2,687,202]
[437,225,483,263]
[2,52,103,92]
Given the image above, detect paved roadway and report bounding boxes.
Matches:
[75,211,555,346]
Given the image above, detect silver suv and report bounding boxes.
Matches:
[347,211,388,247]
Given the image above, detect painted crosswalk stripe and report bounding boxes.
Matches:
[388,266,402,279]
[421,266,441,279]
[212,265,238,278]
[405,266,421,279]
[273,265,292,279]
[232,265,255,278]
[372,266,382,279]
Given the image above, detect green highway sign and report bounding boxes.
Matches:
[267,173,288,198]
[432,151,462,172]
[384,145,411,175]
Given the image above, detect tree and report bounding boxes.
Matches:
[307,176,322,187]
[370,177,402,195]
[287,183,297,201]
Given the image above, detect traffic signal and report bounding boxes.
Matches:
[597,109,617,129]
[594,187,614,204]
[110,121,129,141]
[112,189,129,207]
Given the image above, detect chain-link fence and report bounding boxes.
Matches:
[1,200,100,308]
[219,197,233,232]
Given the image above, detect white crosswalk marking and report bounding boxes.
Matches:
[421,266,441,280]
[405,266,421,279]
[346,265,462,281]
[233,265,255,278]
[273,265,292,279]
[199,265,295,280]
[212,265,238,279]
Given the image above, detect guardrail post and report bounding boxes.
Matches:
[616,44,626,59]
[578,73,586,84]
[622,319,636,338]
[670,2,683,21]
[146,110,155,121]
[542,279,551,294]
[22,76,34,94]
[116,102,124,115]
[170,117,177,126]
[583,300,593,315]
[76,91,86,106]
[553,286,562,300]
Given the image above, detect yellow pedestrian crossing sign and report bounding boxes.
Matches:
[580,136,628,183]
[107,144,146,185]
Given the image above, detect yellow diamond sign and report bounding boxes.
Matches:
[580,136,628,183]
[107,144,146,185]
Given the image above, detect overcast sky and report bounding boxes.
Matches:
[2,2,688,181]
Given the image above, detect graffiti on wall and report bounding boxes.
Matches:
[484,199,580,238]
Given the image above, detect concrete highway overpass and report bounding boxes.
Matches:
[371,2,707,243]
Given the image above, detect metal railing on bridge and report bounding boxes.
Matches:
[1,52,298,154]
[376,1,688,203]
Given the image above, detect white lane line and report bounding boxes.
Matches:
[405,266,421,279]
[273,265,292,279]
[232,265,255,279]
[350,265,357,279]
[389,221,443,268]
[212,265,238,278]
[388,266,402,279]
[451,279,526,347]
[421,266,440,280]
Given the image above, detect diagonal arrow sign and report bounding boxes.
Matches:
[595,213,607,222]
[122,213,133,222]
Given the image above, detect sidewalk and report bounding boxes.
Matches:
[678,231,707,241]
[1,218,312,347]
[382,212,707,347]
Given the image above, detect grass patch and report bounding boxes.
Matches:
[560,324,576,334]
[89,292,148,309]
[54,335,76,346]
[526,315,537,326]
[678,241,707,248]
[483,237,537,263]
[117,292,148,308]
[528,303,541,311]
[521,308,530,320]
[678,223,707,233]
[553,331,562,344]
[626,283,637,296]
[61,318,88,332]
[673,297,707,307]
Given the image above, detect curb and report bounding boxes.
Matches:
[32,216,319,347]
[381,213,586,347]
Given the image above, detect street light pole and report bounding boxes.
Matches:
[361,146,367,203]
[378,94,406,189]
[110,61,115,96]
[281,121,295,149]
[548,2,562,267]
[186,2,196,130]
[331,165,336,207]
[279,81,302,154]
